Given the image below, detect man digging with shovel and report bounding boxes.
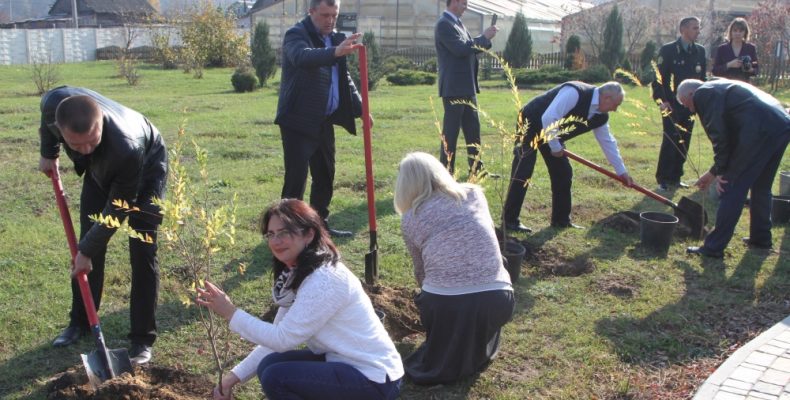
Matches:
[38,86,167,366]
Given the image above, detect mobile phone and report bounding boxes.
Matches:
[491,14,498,26]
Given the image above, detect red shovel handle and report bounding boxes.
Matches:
[358,45,377,234]
[50,169,101,327]
[563,150,678,209]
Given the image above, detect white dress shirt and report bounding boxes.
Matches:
[542,86,628,176]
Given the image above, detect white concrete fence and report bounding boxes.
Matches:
[0,16,383,66]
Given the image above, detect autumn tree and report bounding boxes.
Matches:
[750,0,790,91]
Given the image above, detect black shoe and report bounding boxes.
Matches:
[742,237,771,250]
[656,183,671,192]
[53,326,87,347]
[552,222,585,229]
[504,222,532,233]
[129,343,152,365]
[327,227,353,238]
[686,246,724,259]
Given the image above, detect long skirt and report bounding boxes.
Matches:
[404,289,515,385]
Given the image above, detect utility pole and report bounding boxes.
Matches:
[71,0,78,28]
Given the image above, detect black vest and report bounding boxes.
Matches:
[520,82,609,144]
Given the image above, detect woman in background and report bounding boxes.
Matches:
[712,17,758,82]
[394,152,515,385]
[197,199,403,400]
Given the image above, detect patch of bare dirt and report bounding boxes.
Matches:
[595,274,640,299]
[46,364,212,400]
[364,284,424,341]
[526,247,596,277]
[598,211,641,234]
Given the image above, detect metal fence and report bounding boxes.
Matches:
[385,46,790,84]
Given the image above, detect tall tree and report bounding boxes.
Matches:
[504,12,532,69]
[251,21,277,86]
[601,5,624,73]
[750,0,790,91]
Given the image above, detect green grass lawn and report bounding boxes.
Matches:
[0,62,787,399]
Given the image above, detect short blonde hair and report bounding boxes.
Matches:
[394,152,470,214]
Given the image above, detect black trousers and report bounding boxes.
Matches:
[503,141,574,226]
[280,123,335,220]
[656,107,694,185]
[440,96,482,174]
[70,173,161,346]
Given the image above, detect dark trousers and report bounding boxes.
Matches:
[405,290,515,385]
[70,173,160,346]
[503,141,574,226]
[440,96,482,174]
[703,139,790,252]
[656,108,694,185]
[257,349,402,400]
[280,123,335,220]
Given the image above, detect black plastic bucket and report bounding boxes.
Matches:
[639,211,678,255]
[502,241,525,283]
[780,172,790,196]
[772,195,790,224]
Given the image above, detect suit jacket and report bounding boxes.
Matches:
[712,41,758,81]
[39,86,167,257]
[652,37,707,108]
[435,11,492,98]
[693,79,790,179]
[275,17,362,138]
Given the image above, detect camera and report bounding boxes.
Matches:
[740,55,752,72]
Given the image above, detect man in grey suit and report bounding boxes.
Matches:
[435,0,498,174]
[275,0,364,238]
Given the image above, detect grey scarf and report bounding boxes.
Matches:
[272,269,297,307]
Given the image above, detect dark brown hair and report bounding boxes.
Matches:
[679,16,701,30]
[727,17,750,42]
[55,95,101,134]
[261,199,339,291]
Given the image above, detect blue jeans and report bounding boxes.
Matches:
[257,349,402,400]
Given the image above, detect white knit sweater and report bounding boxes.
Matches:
[229,261,404,384]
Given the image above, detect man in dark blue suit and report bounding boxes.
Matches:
[275,0,363,238]
[435,0,498,174]
[678,79,790,258]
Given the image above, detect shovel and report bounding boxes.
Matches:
[50,169,133,388]
[357,45,378,285]
[563,150,708,239]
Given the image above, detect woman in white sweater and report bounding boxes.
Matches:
[394,152,515,385]
[196,199,403,399]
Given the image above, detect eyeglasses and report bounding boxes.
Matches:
[264,229,300,242]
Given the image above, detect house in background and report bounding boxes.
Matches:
[246,0,592,53]
[2,0,159,29]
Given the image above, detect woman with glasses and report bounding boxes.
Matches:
[196,199,403,400]
[394,152,515,385]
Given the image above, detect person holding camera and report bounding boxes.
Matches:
[713,17,758,82]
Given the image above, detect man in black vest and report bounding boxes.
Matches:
[275,0,364,237]
[503,81,634,232]
[652,16,706,191]
[38,86,167,365]
[678,79,790,258]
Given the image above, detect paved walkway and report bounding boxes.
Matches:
[694,315,790,399]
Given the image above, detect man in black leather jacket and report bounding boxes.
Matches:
[677,79,790,258]
[275,0,364,238]
[38,86,167,365]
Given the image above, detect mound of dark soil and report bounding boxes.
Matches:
[598,211,641,234]
[364,284,424,340]
[46,364,213,400]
